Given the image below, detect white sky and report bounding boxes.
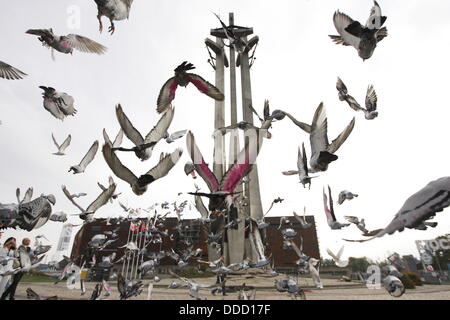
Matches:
[1,0,450,264]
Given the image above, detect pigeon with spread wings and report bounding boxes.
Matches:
[113,104,174,161]
[51,133,71,156]
[344,177,450,242]
[69,140,99,174]
[93,0,134,34]
[329,1,388,60]
[186,131,259,211]
[16,187,33,205]
[103,128,123,148]
[62,179,116,221]
[157,61,224,113]
[102,142,182,196]
[323,186,350,230]
[309,103,355,172]
[26,29,107,58]
[0,61,27,80]
[337,78,378,120]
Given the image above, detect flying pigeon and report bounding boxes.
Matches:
[186,131,259,211]
[0,61,27,80]
[26,29,107,57]
[69,140,99,174]
[98,180,121,203]
[215,121,271,139]
[308,103,355,172]
[117,273,143,300]
[62,178,116,220]
[323,186,351,230]
[326,246,348,267]
[39,86,77,121]
[51,133,71,156]
[103,142,182,195]
[344,216,369,234]
[282,143,315,188]
[292,208,312,229]
[344,177,450,242]
[166,130,187,143]
[157,61,224,113]
[93,0,134,34]
[113,104,174,161]
[49,211,68,223]
[337,78,378,120]
[338,190,359,205]
[329,1,388,60]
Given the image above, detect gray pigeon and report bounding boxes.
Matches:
[337,78,378,120]
[338,190,359,205]
[39,86,77,121]
[329,1,388,60]
[69,140,99,174]
[323,186,351,230]
[0,61,27,80]
[282,143,315,188]
[94,0,134,34]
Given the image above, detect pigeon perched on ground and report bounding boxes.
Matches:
[51,134,71,156]
[0,61,27,80]
[338,190,359,205]
[323,186,351,230]
[93,0,134,34]
[157,61,224,113]
[69,141,99,174]
[103,143,182,196]
[113,104,174,161]
[26,29,107,58]
[39,86,77,121]
[282,143,315,188]
[336,78,378,120]
[329,1,388,60]
[344,177,450,242]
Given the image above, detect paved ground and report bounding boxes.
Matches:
[10,275,450,300]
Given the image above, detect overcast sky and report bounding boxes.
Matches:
[1,0,450,264]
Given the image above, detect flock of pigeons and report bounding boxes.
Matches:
[1,0,450,300]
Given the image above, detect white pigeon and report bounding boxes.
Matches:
[69,140,99,174]
[52,133,71,156]
[326,246,348,267]
[166,130,187,143]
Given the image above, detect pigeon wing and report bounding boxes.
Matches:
[43,99,65,120]
[144,106,174,144]
[0,61,27,80]
[115,104,144,146]
[186,73,225,101]
[186,131,219,192]
[62,185,85,213]
[282,171,299,176]
[79,141,99,170]
[195,195,209,219]
[330,11,361,49]
[143,148,182,183]
[57,93,77,116]
[156,77,178,114]
[327,117,355,154]
[63,34,107,54]
[102,143,138,187]
[284,111,312,133]
[59,135,72,153]
[86,179,116,213]
[310,103,329,156]
[365,85,377,112]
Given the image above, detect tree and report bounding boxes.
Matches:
[348,257,371,273]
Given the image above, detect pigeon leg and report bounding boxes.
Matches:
[108,20,115,35]
[97,15,103,33]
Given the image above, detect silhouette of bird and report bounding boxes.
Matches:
[51,134,71,156]
[69,141,99,174]
[157,61,224,113]
[337,78,378,120]
[282,143,315,188]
